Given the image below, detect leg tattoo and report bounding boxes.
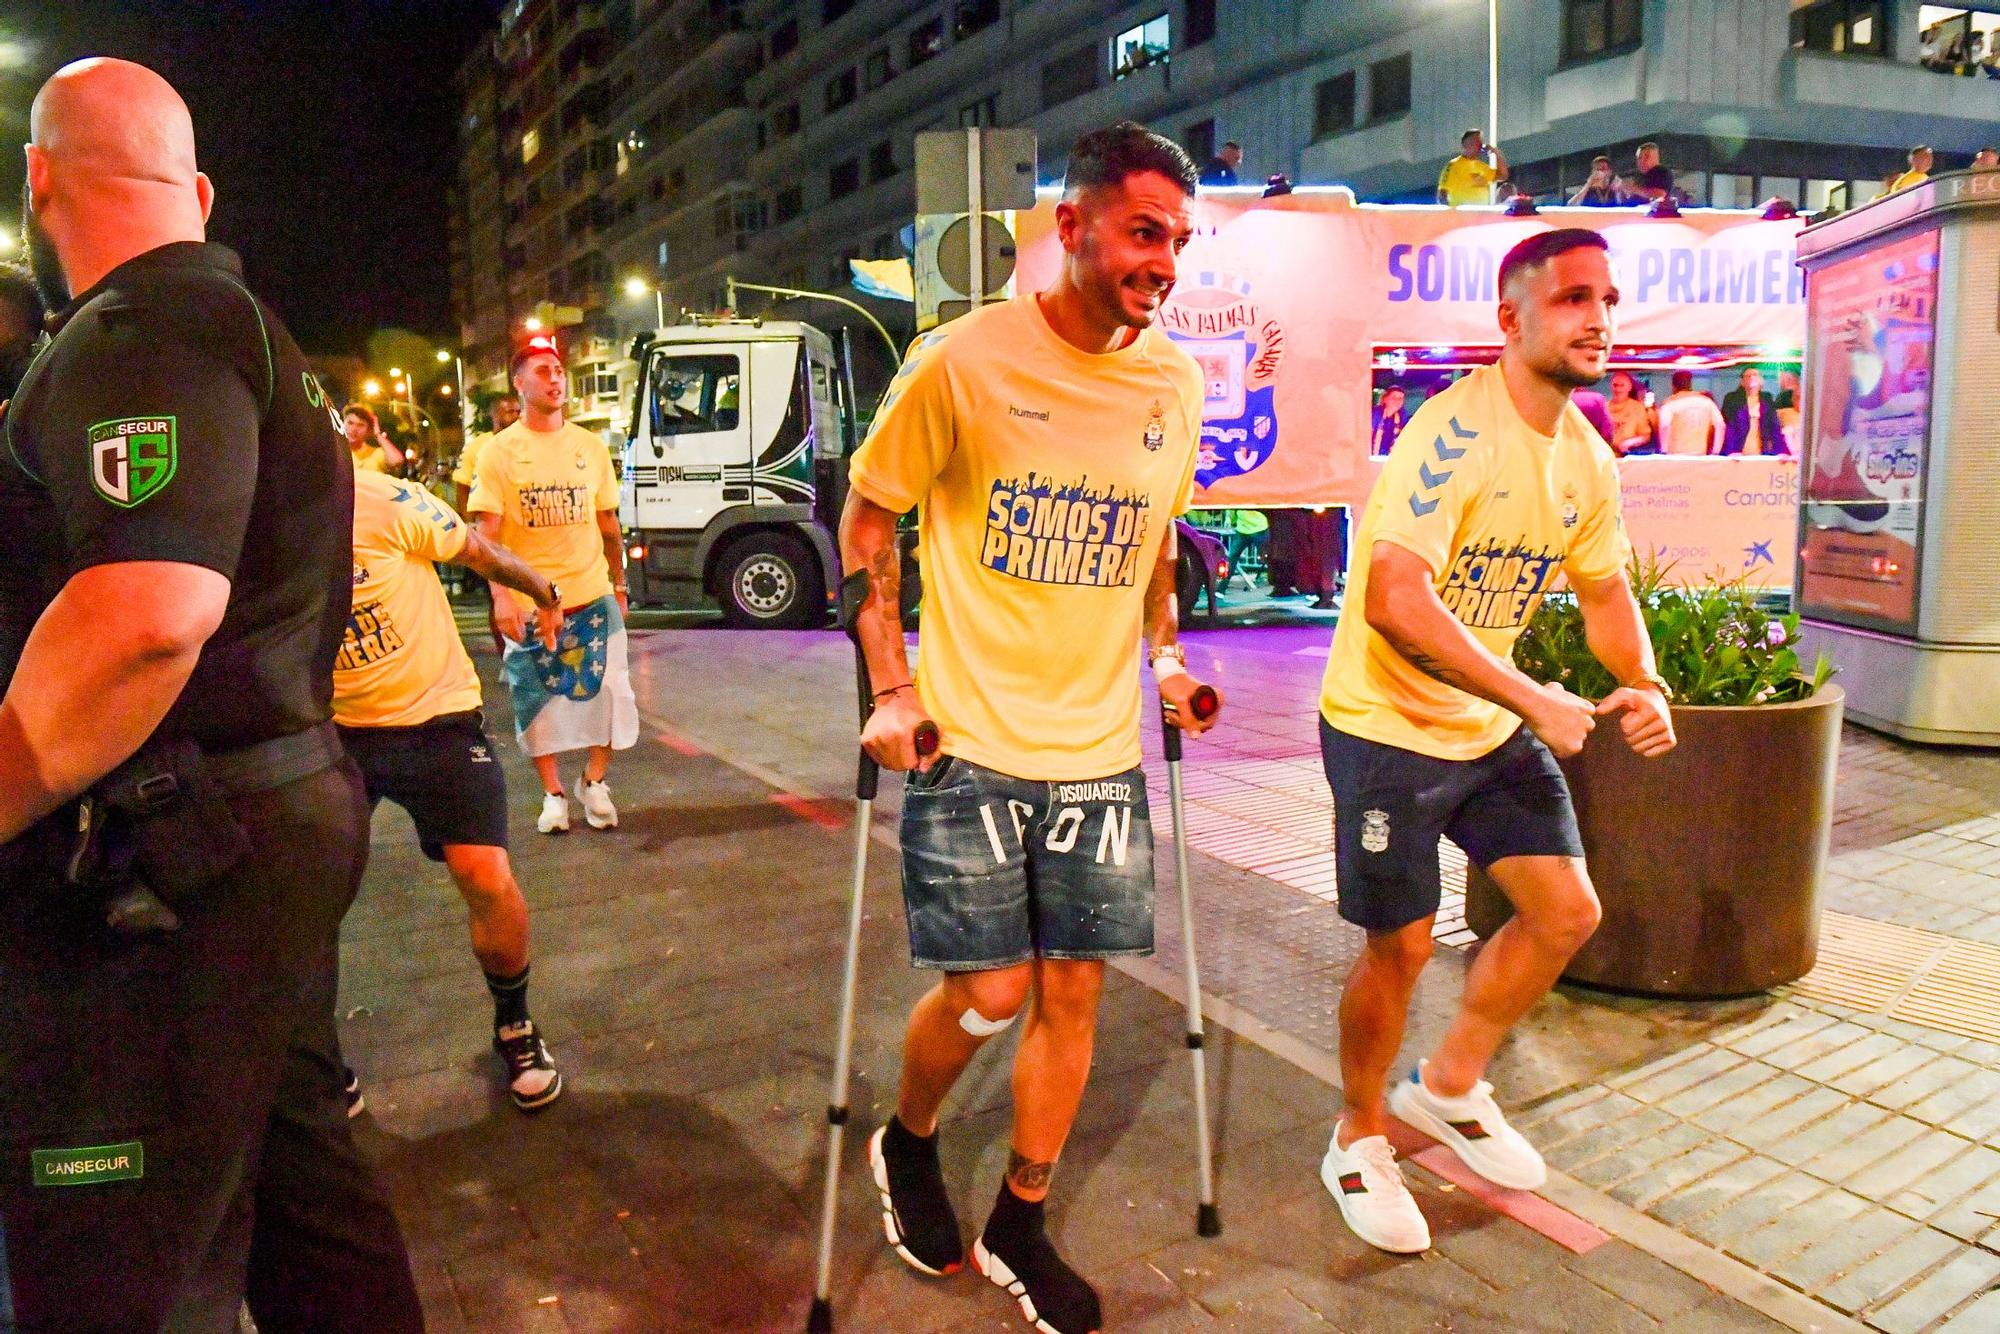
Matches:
[1007,1150,1056,1194]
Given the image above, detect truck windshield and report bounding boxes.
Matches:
[648,352,743,438]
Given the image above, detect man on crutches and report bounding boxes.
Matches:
[834,122,1218,1333]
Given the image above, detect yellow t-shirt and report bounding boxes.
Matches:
[332,469,482,728]
[1320,364,1632,760]
[351,443,391,474]
[467,420,619,614]
[848,294,1204,781]
[451,432,491,489]
[1438,155,1499,206]
[1888,169,1928,193]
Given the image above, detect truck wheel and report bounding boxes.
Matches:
[717,533,820,629]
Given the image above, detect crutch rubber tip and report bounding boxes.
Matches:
[826,1104,849,1127]
[1184,1031,1204,1050]
[1197,1203,1222,1237]
[807,1296,835,1331]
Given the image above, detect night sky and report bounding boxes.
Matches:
[3,0,498,356]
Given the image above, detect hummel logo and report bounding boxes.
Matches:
[1008,404,1050,421]
[1494,490,1511,498]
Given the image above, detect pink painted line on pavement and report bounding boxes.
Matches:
[769,792,850,831]
[653,729,702,757]
[1383,1123,1610,1255]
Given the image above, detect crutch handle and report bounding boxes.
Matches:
[914,720,941,757]
[1160,683,1220,762]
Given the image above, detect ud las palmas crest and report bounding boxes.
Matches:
[1158,270,1286,486]
[90,416,177,508]
[1361,808,1391,854]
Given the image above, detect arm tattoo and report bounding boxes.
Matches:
[864,535,900,623]
[1007,1150,1056,1194]
[457,530,549,604]
[1401,646,1478,694]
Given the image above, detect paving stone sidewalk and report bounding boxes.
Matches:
[626,625,2000,1333]
[334,630,1795,1331]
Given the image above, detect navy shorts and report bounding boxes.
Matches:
[338,710,510,861]
[899,756,1155,971]
[1320,718,1584,932]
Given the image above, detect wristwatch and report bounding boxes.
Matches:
[1626,670,1672,700]
[1149,644,1186,667]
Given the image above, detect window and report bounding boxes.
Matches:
[1804,177,1846,211]
[1790,0,1886,54]
[825,67,857,111]
[775,185,802,222]
[1759,175,1803,205]
[771,18,799,58]
[957,93,999,127]
[1042,45,1098,108]
[1561,0,1643,63]
[1711,171,1754,208]
[1184,118,1215,166]
[955,0,1000,41]
[521,127,542,163]
[772,101,801,138]
[910,18,946,66]
[868,139,898,183]
[865,47,894,90]
[1112,15,1171,78]
[648,353,742,438]
[824,0,855,21]
[1368,53,1411,120]
[1186,0,1217,47]
[1313,70,1357,138]
[829,157,861,197]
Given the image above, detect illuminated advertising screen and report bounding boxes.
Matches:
[1798,229,1938,632]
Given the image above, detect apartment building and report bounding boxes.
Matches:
[451,0,2000,429]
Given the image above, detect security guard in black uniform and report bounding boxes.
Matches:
[0,59,423,1330]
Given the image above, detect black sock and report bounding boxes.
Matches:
[982,1181,1100,1333]
[486,964,531,1029]
[885,1114,936,1157]
[985,1178,1044,1244]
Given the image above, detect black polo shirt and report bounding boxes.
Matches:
[0,242,352,752]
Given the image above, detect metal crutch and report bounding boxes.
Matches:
[1162,683,1223,1238]
[809,572,939,1333]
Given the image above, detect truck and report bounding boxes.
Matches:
[617,314,1227,626]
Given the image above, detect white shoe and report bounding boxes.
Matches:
[536,791,571,834]
[574,776,617,829]
[1389,1063,1547,1191]
[1321,1127,1430,1253]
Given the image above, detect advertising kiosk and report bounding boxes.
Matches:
[1793,171,2000,745]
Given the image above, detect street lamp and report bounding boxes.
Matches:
[523,316,543,332]
[362,378,382,397]
[624,275,665,330]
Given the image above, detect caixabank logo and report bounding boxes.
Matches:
[1158,271,1285,486]
[89,416,177,508]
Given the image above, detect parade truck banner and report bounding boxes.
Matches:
[1013,192,1805,510]
[1797,228,1938,630]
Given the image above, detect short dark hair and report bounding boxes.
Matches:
[1910,144,1931,159]
[342,403,378,430]
[0,262,42,342]
[1741,365,1762,381]
[1498,228,1610,297]
[1221,140,1241,151]
[1462,129,1483,145]
[1063,120,1198,197]
[1637,141,1660,155]
[1671,369,1693,392]
[1592,154,1612,167]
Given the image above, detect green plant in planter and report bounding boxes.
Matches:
[1513,555,1835,706]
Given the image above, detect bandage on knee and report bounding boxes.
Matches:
[959,1007,1017,1038]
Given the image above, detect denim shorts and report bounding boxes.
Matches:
[1320,718,1584,933]
[899,755,1155,970]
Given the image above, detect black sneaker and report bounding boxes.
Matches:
[974,1194,1101,1334]
[868,1119,964,1275]
[493,1019,563,1111]
[342,1066,365,1119]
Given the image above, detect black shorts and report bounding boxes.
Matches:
[1319,717,1584,932]
[337,710,509,861]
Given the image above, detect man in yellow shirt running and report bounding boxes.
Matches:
[1437,129,1508,206]
[1316,229,1675,1254]
[469,339,635,834]
[841,121,1219,1334]
[334,468,568,1111]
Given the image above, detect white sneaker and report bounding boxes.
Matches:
[536,791,571,834]
[1321,1127,1430,1253]
[574,776,617,829]
[1389,1063,1547,1191]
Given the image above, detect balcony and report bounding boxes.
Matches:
[1781,49,2000,120]
[1298,114,1417,186]
[1545,47,1644,124]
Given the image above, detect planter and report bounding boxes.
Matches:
[1465,685,1844,998]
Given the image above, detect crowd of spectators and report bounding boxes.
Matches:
[1919,22,2000,76]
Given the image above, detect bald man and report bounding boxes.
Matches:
[0,60,422,1329]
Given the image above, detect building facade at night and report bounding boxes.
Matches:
[448,0,2000,432]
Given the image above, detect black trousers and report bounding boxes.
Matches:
[0,761,422,1332]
